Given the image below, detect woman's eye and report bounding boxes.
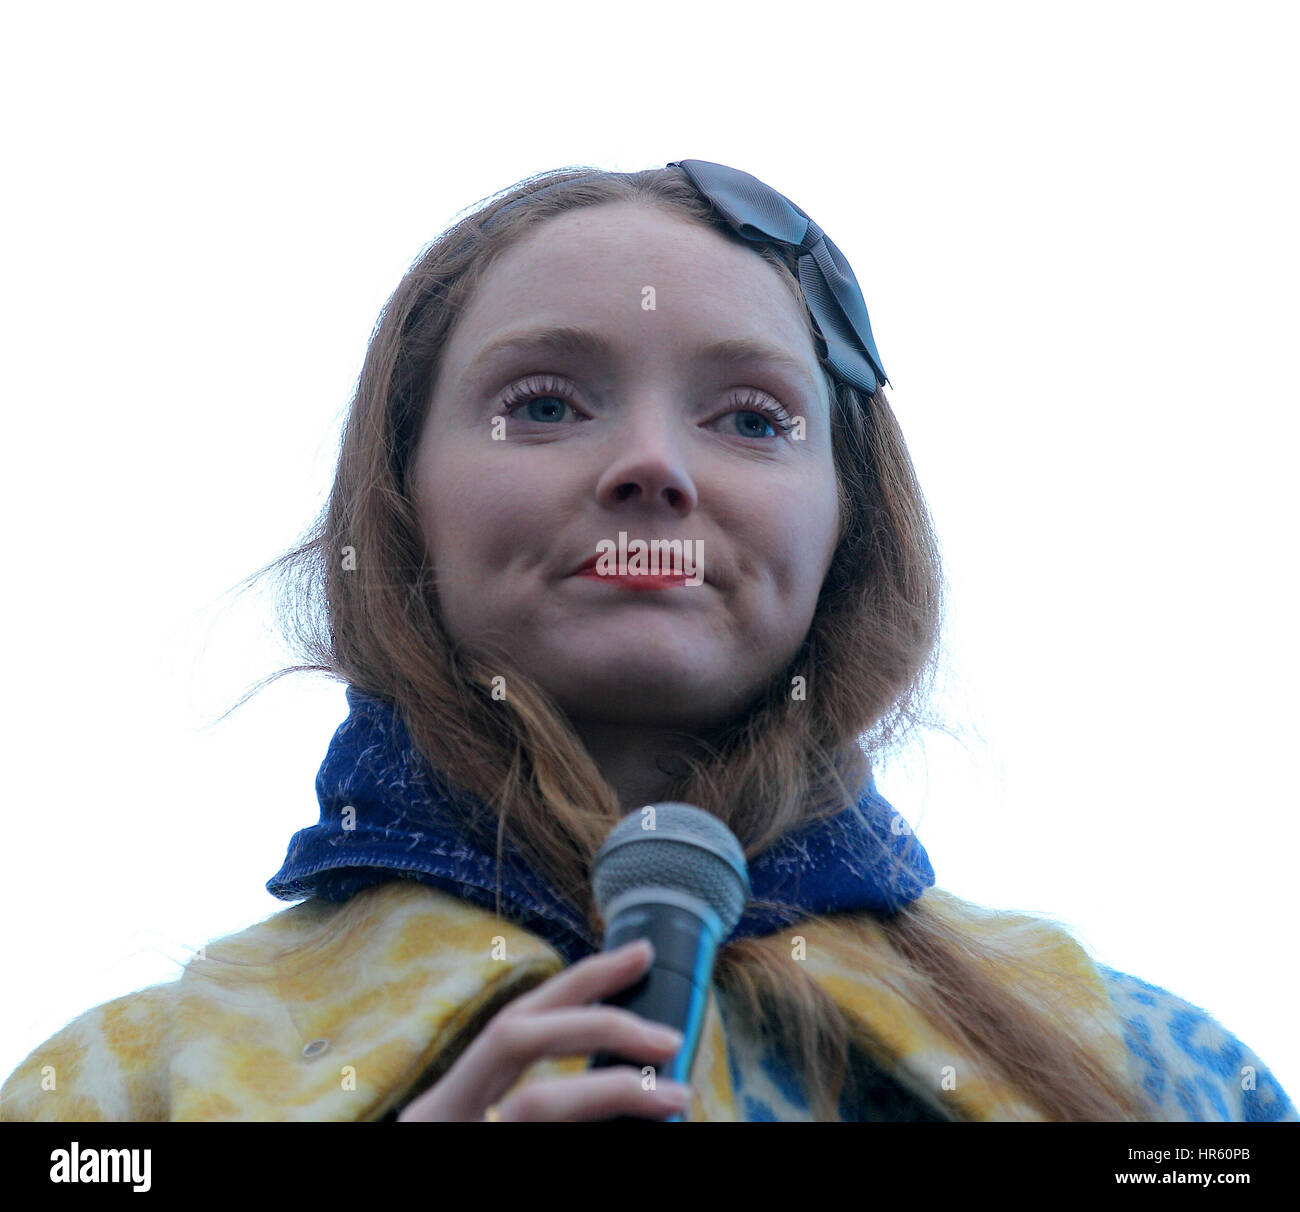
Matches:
[718,409,790,440]
[715,392,795,440]
[498,375,580,423]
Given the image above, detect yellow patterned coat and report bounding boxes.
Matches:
[3,880,1292,1122]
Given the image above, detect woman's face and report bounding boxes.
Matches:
[411,201,842,733]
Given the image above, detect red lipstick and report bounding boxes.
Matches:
[574,567,690,590]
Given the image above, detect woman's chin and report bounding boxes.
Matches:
[551,666,730,728]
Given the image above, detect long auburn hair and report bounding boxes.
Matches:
[218,163,1157,1121]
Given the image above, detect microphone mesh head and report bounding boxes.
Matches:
[591,802,750,935]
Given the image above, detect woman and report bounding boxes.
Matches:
[3,160,1293,1123]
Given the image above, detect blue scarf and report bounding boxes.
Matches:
[267,686,935,964]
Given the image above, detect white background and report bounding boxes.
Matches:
[2,0,1296,1111]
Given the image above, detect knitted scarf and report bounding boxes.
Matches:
[267,685,935,962]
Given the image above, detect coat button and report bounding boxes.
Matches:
[301,1039,330,1058]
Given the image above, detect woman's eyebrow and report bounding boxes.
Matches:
[461,324,821,399]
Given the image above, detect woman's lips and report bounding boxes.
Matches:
[573,568,690,590]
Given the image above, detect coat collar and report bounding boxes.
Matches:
[266,686,936,964]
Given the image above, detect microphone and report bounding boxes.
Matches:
[586,802,750,1121]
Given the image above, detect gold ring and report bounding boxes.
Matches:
[484,1103,502,1122]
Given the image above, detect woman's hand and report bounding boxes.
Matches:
[396,939,692,1121]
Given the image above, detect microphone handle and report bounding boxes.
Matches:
[588,900,719,1122]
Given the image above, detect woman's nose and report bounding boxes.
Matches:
[591,412,699,514]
